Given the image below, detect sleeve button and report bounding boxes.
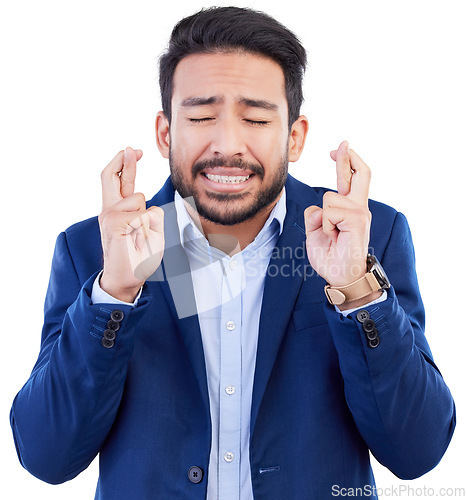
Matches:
[362,319,376,333]
[103,329,116,341]
[356,310,370,323]
[107,319,120,331]
[365,329,378,341]
[102,337,115,349]
[110,310,124,322]
[367,337,380,348]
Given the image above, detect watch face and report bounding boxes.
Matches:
[368,254,391,289]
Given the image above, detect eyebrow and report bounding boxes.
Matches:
[180,95,278,111]
[238,97,278,111]
[181,96,223,107]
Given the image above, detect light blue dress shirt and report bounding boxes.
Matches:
[173,189,286,500]
[91,187,386,499]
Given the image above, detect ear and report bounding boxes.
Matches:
[155,111,170,159]
[288,115,309,162]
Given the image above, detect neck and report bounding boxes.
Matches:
[185,192,282,255]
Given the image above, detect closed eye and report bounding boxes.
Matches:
[189,118,214,123]
[244,119,270,126]
[189,117,270,126]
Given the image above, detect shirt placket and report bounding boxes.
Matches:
[218,254,244,500]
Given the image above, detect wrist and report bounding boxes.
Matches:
[337,290,383,311]
[100,273,142,303]
[324,254,390,306]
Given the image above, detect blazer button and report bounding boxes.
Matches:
[188,466,203,484]
[110,310,124,322]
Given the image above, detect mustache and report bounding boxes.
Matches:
[192,158,265,179]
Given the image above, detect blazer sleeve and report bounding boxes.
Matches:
[10,231,151,484]
[324,211,456,480]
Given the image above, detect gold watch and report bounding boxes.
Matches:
[324,254,390,306]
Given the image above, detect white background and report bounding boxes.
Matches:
[1,0,464,498]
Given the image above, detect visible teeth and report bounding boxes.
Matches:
[205,173,250,183]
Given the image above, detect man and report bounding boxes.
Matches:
[10,6,455,499]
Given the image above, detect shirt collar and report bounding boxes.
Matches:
[174,187,287,250]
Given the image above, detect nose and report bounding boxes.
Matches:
[209,115,247,158]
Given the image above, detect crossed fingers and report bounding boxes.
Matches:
[101,147,143,211]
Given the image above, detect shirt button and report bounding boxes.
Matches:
[226,321,236,331]
[229,259,238,270]
[224,452,235,463]
[225,385,236,395]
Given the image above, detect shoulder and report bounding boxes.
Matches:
[285,174,406,255]
[58,216,102,280]
[286,174,399,221]
[64,215,100,251]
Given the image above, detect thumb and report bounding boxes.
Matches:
[147,206,165,233]
[304,206,323,234]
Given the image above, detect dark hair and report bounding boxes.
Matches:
[159,6,307,128]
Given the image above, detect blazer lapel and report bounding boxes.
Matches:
[158,276,210,417]
[250,185,319,437]
[146,181,210,417]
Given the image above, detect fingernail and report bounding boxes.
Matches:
[124,147,131,160]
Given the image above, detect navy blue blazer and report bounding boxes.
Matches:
[11,175,455,499]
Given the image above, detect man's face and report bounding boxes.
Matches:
[163,51,294,225]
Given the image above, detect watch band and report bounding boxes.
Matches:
[324,271,381,306]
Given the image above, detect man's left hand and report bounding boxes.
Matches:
[304,140,372,291]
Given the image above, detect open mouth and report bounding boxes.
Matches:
[204,173,251,184]
[200,170,255,192]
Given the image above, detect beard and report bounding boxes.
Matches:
[169,149,288,226]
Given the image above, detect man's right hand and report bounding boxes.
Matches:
[98,147,164,302]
